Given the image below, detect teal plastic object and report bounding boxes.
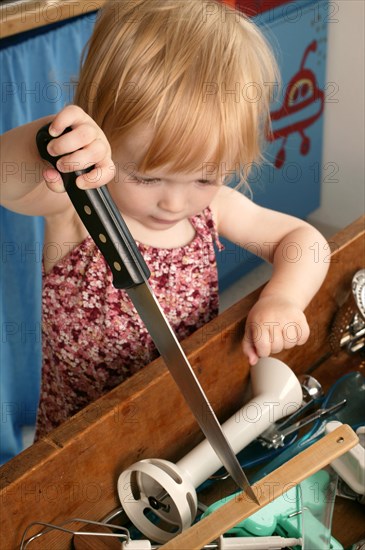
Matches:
[202,470,343,549]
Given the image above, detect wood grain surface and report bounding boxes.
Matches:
[1,216,364,549]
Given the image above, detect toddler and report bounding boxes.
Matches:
[0,0,329,438]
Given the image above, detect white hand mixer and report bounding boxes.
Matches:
[117,358,303,543]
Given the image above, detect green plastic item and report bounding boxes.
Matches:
[202,470,343,549]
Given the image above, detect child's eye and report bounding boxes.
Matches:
[133,176,161,185]
[196,179,217,186]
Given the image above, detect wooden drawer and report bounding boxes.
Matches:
[1,216,364,549]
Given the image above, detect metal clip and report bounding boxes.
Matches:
[258,375,323,448]
[258,399,347,449]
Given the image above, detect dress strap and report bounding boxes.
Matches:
[192,207,225,251]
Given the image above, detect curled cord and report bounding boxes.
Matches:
[20,517,130,549]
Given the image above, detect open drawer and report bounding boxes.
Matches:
[1,216,364,549]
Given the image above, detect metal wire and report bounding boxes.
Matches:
[20,517,130,549]
[19,513,219,550]
[101,506,127,524]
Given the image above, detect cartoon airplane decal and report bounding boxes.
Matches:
[269,40,325,168]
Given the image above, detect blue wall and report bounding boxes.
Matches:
[217,0,328,289]
[0,13,97,463]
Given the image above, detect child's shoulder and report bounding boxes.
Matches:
[211,185,252,217]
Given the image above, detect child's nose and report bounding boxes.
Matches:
[158,187,186,213]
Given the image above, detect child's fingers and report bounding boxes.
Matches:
[54,141,115,189]
[242,338,259,366]
[47,122,97,158]
[42,104,116,190]
[44,165,115,192]
[243,316,311,365]
[76,160,116,189]
[251,326,272,359]
[297,320,310,345]
[44,159,115,191]
[243,321,284,364]
[55,139,110,174]
[43,167,66,193]
[48,105,89,138]
[242,322,271,365]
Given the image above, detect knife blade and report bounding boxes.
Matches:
[36,123,258,501]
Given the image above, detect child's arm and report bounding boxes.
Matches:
[212,186,330,365]
[0,105,115,217]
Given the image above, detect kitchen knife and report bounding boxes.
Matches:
[36,123,258,501]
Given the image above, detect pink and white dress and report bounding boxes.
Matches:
[37,207,222,438]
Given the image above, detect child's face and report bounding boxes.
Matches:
[108,127,222,231]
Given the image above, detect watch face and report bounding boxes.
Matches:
[352,269,365,320]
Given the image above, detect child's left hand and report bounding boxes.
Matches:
[242,295,310,365]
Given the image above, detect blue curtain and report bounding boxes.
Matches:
[0,13,96,463]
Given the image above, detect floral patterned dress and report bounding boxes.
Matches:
[36,207,222,438]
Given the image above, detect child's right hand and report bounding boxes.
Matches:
[42,105,116,193]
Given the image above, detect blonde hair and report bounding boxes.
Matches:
[74,0,278,188]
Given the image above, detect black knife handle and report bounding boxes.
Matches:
[36,122,150,289]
